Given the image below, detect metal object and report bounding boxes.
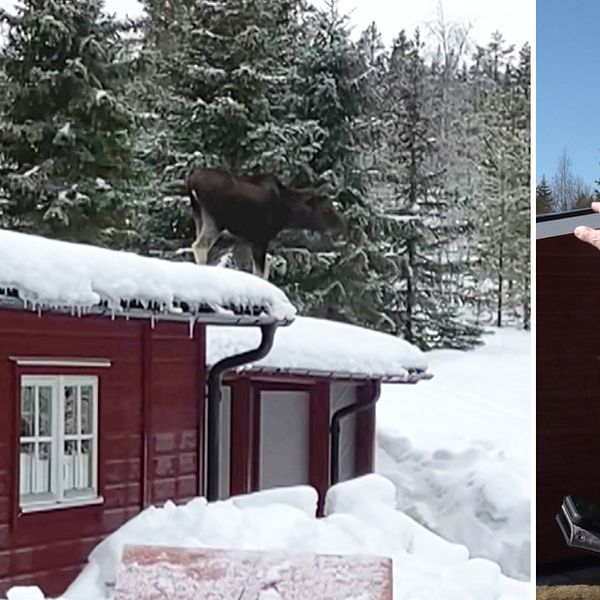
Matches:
[205,324,277,501]
[330,379,381,485]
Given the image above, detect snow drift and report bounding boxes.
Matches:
[376,328,530,580]
[2,475,529,600]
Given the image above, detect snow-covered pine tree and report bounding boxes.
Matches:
[380,29,482,349]
[424,9,485,319]
[136,0,326,258]
[470,35,530,328]
[268,0,409,330]
[503,42,530,329]
[138,0,411,332]
[536,175,553,214]
[0,0,143,244]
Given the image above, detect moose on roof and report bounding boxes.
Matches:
[185,168,345,278]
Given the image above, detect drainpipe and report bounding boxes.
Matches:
[330,379,381,485]
[205,323,277,501]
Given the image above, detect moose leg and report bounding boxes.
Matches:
[191,207,220,265]
[251,244,269,279]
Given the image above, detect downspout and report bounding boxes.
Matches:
[205,323,277,501]
[330,379,381,485]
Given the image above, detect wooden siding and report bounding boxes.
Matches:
[538,233,600,566]
[223,375,368,517]
[0,309,205,596]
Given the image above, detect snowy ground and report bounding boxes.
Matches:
[376,327,531,581]
[7,476,528,600]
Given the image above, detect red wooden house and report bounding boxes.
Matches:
[0,229,429,596]
[537,209,600,571]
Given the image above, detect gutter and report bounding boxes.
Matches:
[0,295,293,328]
[330,379,381,485]
[204,323,278,501]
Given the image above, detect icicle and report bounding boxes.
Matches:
[111,308,116,320]
[188,316,195,339]
[150,313,155,329]
[37,306,42,318]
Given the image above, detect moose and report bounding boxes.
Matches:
[184,167,345,278]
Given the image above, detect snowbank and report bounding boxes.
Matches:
[6,475,528,600]
[0,229,295,321]
[376,328,530,580]
[208,316,428,379]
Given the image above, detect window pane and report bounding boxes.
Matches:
[19,442,34,495]
[35,442,52,494]
[38,386,52,436]
[80,385,93,434]
[63,440,77,491]
[80,439,93,489]
[20,387,34,437]
[64,386,77,435]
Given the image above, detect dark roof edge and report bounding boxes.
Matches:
[537,208,595,223]
[219,365,431,383]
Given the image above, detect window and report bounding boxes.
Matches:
[19,375,100,511]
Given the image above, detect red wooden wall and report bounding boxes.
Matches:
[225,375,376,515]
[0,309,205,596]
[537,233,600,566]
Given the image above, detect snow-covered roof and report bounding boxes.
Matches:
[208,316,429,382]
[0,229,296,325]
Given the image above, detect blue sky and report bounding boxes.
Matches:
[537,0,600,187]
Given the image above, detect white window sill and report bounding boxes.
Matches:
[20,495,104,514]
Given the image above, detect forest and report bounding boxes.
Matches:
[0,0,531,349]
[536,149,597,215]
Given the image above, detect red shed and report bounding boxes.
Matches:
[0,229,430,596]
[0,229,295,596]
[207,317,429,513]
[537,209,600,571]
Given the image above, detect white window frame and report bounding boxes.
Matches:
[19,375,102,513]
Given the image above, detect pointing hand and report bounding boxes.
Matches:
[574,202,600,251]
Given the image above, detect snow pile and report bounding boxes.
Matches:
[376,328,530,580]
[0,229,295,321]
[208,316,428,379]
[6,475,527,600]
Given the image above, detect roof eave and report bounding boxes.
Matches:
[0,296,294,327]
[217,365,430,383]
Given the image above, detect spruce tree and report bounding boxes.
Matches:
[0,0,143,245]
[379,30,482,349]
[471,36,530,329]
[536,175,553,214]
[269,0,408,331]
[137,0,324,254]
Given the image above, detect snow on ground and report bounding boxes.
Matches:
[0,229,295,321]
[208,316,428,380]
[6,475,528,600]
[376,328,531,581]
